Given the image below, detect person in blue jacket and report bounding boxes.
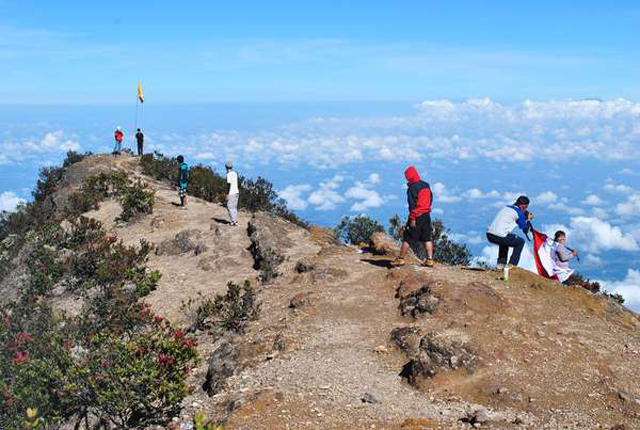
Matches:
[486,195,534,269]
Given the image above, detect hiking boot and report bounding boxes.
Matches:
[391,257,406,267]
[422,259,434,268]
[496,263,505,271]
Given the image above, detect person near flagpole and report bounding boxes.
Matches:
[486,195,534,270]
[113,126,124,155]
[551,230,578,284]
[135,128,144,156]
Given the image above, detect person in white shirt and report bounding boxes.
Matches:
[486,195,534,270]
[225,161,239,226]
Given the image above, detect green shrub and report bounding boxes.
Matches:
[388,214,472,266]
[118,180,155,222]
[181,281,260,334]
[335,215,384,246]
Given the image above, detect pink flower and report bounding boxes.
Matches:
[12,351,29,365]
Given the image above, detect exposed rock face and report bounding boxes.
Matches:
[248,213,290,283]
[370,231,399,256]
[393,327,476,385]
[294,257,315,274]
[155,229,208,256]
[308,225,338,246]
[203,336,241,396]
[396,275,442,318]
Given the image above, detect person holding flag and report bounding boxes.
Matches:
[486,195,534,270]
[530,229,579,284]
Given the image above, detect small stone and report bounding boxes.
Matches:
[473,407,489,424]
[618,390,630,402]
[361,392,380,404]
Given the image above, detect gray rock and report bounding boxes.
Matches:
[361,392,380,404]
[203,336,240,396]
[155,229,208,256]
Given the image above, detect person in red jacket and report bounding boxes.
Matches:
[113,126,124,155]
[392,166,434,267]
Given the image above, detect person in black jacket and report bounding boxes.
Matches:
[135,128,144,156]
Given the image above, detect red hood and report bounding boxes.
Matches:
[404,166,420,184]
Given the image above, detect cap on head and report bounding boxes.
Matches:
[116,126,121,131]
[225,161,233,169]
[177,155,184,163]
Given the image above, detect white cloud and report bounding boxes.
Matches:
[548,202,584,215]
[346,186,385,212]
[536,191,558,205]
[432,182,461,203]
[582,194,604,206]
[278,184,312,211]
[603,181,634,194]
[195,152,216,160]
[584,254,603,265]
[462,188,500,200]
[565,217,638,253]
[0,191,26,212]
[132,98,640,170]
[307,175,346,211]
[597,270,640,312]
[615,193,640,217]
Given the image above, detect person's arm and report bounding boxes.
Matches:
[556,244,574,262]
[514,207,529,231]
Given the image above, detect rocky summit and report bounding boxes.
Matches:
[3,154,640,429]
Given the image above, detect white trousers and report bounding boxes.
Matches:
[227,193,239,224]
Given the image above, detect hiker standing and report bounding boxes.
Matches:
[392,166,434,267]
[113,127,124,155]
[225,161,239,226]
[486,195,533,269]
[177,155,189,207]
[551,230,578,284]
[135,128,144,156]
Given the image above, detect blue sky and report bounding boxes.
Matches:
[1,2,639,309]
[2,1,640,103]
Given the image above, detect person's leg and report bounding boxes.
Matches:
[228,193,239,225]
[425,241,433,260]
[392,225,415,266]
[506,234,525,266]
[487,233,508,266]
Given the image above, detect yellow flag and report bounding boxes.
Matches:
[138,84,144,103]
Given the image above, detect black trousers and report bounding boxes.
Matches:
[137,142,144,156]
[486,232,525,265]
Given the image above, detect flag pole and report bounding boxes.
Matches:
[133,83,139,149]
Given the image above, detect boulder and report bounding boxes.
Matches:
[155,229,208,256]
[203,336,240,396]
[393,328,476,385]
[370,232,399,256]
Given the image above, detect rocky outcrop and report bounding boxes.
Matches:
[392,327,476,385]
[203,336,241,396]
[396,275,442,318]
[155,229,208,256]
[370,231,399,256]
[248,213,291,283]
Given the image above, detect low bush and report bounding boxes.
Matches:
[334,215,384,246]
[118,180,155,221]
[388,214,472,266]
[180,281,260,334]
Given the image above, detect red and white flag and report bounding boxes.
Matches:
[532,229,559,281]
[531,229,575,282]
